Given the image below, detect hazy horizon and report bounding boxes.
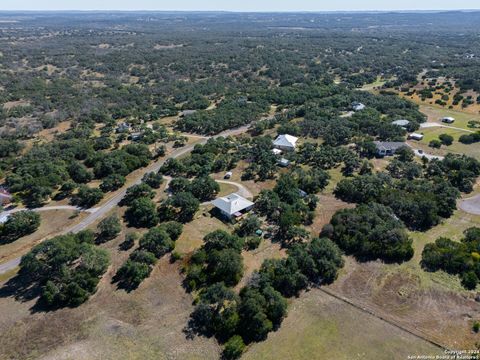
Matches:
[1,0,480,12]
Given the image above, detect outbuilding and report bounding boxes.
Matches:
[277,158,290,167]
[408,133,424,141]
[442,117,455,124]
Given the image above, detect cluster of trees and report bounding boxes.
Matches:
[422,227,480,290]
[113,222,183,291]
[0,210,40,244]
[167,176,220,202]
[19,231,110,308]
[326,203,414,263]
[255,174,318,246]
[241,137,278,181]
[175,97,269,135]
[334,152,479,231]
[5,137,152,207]
[186,228,344,358]
[160,137,238,178]
[459,131,480,145]
[297,143,360,175]
[185,230,244,290]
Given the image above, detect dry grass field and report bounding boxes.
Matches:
[242,286,443,360]
[0,210,88,264]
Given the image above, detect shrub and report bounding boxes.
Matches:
[120,232,137,251]
[223,335,246,360]
[438,133,454,146]
[429,139,442,148]
[125,197,158,228]
[97,215,121,242]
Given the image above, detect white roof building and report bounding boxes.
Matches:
[391,119,410,127]
[273,134,298,151]
[212,193,254,219]
[408,133,424,141]
[352,102,366,111]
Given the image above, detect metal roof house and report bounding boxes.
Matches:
[391,119,410,128]
[212,193,254,220]
[373,141,407,157]
[273,134,298,151]
[442,117,455,124]
[352,102,366,111]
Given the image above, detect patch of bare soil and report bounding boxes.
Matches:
[329,258,480,350]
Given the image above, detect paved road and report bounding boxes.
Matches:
[0,125,250,275]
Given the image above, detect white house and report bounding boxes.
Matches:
[391,119,410,128]
[442,117,455,124]
[408,133,424,141]
[273,134,298,151]
[212,193,254,220]
[352,102,366,111]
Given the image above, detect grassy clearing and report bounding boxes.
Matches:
[324,168,343,195]
[360,76,388,92]
[175,209,231,255]
[218,182,239,197]
[242,288,442,360]
[419,104,480,130]
[413,127,480,159]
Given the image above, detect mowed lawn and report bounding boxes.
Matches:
[242,288,442,360]
[420,105,480,130]
[412,126,480,160]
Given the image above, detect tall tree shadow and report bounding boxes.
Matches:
[0,271,52,313]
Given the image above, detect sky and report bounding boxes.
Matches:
[1,0,480,11]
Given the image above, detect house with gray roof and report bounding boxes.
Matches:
[373,141,407,157]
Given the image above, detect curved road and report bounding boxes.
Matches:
[0,125,250,275]
[459,194,480,215]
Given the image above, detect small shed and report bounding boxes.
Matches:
[277,158,290,167]
[442,117,455,124]
[408,133,424,141]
